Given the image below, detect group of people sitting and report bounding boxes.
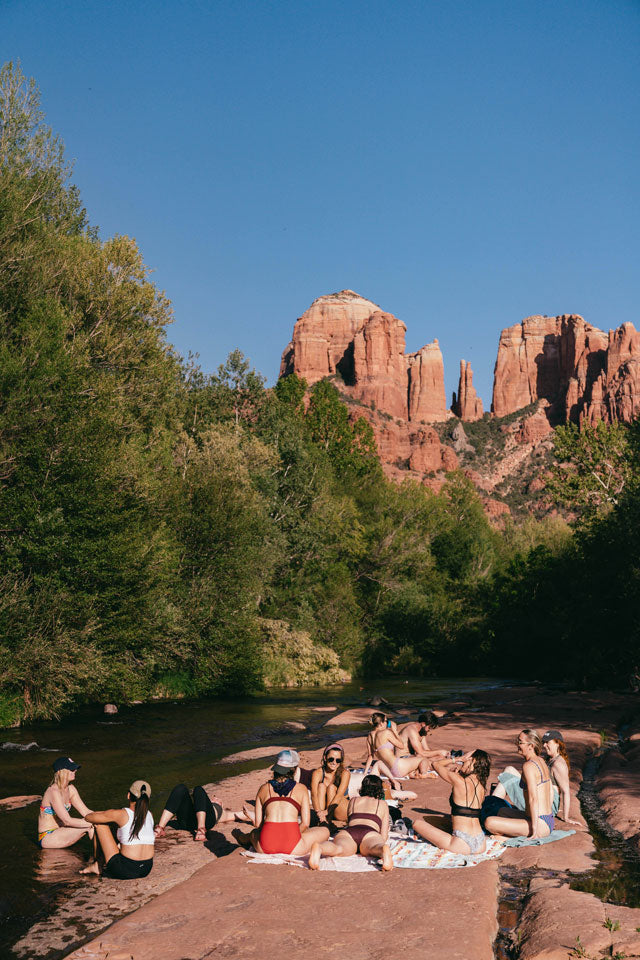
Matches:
[36,712,576,878]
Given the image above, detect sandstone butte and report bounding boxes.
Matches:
[491,314,640,424]
[279,294,640,513]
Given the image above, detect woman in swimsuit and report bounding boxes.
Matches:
[37,757,94,849]
[233,749,329,855]
[413,750,490,855]
[80,780,155,879]
[542,730,580,826]
[484,729,555,839]
[309,774,393,871]
[310,744,350,824]
[364,713,435,787]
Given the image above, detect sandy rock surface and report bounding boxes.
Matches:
[0,794,40,810]
[519,878,640,960]
[12,688,640,960]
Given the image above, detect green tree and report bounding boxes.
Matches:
[548,421,635,517]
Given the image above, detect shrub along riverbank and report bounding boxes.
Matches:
[1,63,639,724]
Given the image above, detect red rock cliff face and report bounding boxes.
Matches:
[280,291,455,484]
[491,314,640,425]
[281,291,447,423]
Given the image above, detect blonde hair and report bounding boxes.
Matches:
[517,729,543,755]
[49,769,71,792]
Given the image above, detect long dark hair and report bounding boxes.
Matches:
[360,774,386,800]
[129,787,150,840]
[470,750,491,787]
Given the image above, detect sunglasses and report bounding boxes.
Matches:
[324,756,341,764]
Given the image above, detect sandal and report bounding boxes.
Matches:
[194,826,207,842]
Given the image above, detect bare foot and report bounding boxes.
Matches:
[381,844,393,872]
[308,843,321,871]
[237,803,254,823]
[80,860,100,875]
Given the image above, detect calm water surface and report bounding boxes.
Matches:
[0,677,502,954]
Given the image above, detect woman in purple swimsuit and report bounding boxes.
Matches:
[484,729,555,839]
[309,774,393,871]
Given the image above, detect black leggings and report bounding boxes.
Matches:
[164,784,223,832]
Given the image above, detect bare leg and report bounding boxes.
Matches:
[80,823,119,874]
[41,826,92,850]
[360,832,394,871]
[370,760,401,790]
[232,826,260,850]
[484,808,530,837]
[290,826,330,856]
[413,818,484,854]
[309,832,355,869]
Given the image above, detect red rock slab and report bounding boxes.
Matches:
[597,747,640,847]
[0,794,40,810]
[324,707,376,726]
[66,848,499,960]
[518,877,640,960]
[311,706,337,712]
[220,746,289,763]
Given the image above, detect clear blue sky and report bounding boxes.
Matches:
[4,0,639,406]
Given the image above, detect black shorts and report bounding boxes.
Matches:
[103,854,153,880]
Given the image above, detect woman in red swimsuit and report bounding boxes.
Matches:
[309,774,393,871]
[233,750,329,855]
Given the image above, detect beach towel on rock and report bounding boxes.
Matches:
[240,835,506,871]
[502,828,575,847]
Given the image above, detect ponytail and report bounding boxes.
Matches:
[129,786,150,840]
[557,741,571,775]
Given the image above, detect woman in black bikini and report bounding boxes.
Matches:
[413,749,490,854]
[308,774,393,872]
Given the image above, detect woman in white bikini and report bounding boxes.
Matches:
[81,780,155,879]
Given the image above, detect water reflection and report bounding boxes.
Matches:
[35,846,85,885]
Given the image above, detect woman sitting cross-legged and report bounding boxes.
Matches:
[484,729,555,839]
[232,750,330,855]
[413,750,490,855]
[81,780,154,879]
[154,784,253,841]
[310,744,350,824]
[308,774,393,872]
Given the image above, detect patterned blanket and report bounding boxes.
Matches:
[240,834,507,872]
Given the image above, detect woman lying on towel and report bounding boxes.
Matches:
[154,783,253,841]
[310,744,350,824]
[484,730,555,839]
[308,774,393,872]
[232,750,329,855]
[413,749,490,855]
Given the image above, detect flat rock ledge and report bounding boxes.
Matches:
[11,689,640,960]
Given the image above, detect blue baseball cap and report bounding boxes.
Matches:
[53,756,81,772]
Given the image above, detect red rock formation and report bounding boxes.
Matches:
[516,407,553,445]
[407,342,447,422]
[352,311,408,419]
[280,290,382,384]
[452,360,483,421]
[281,291,447,423]
[491,314,640,425]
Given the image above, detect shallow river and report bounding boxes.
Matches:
[0,677,502,955]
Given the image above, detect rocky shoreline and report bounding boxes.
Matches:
[11,686,640,960]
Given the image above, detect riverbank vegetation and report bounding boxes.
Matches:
[1,64,639,724]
